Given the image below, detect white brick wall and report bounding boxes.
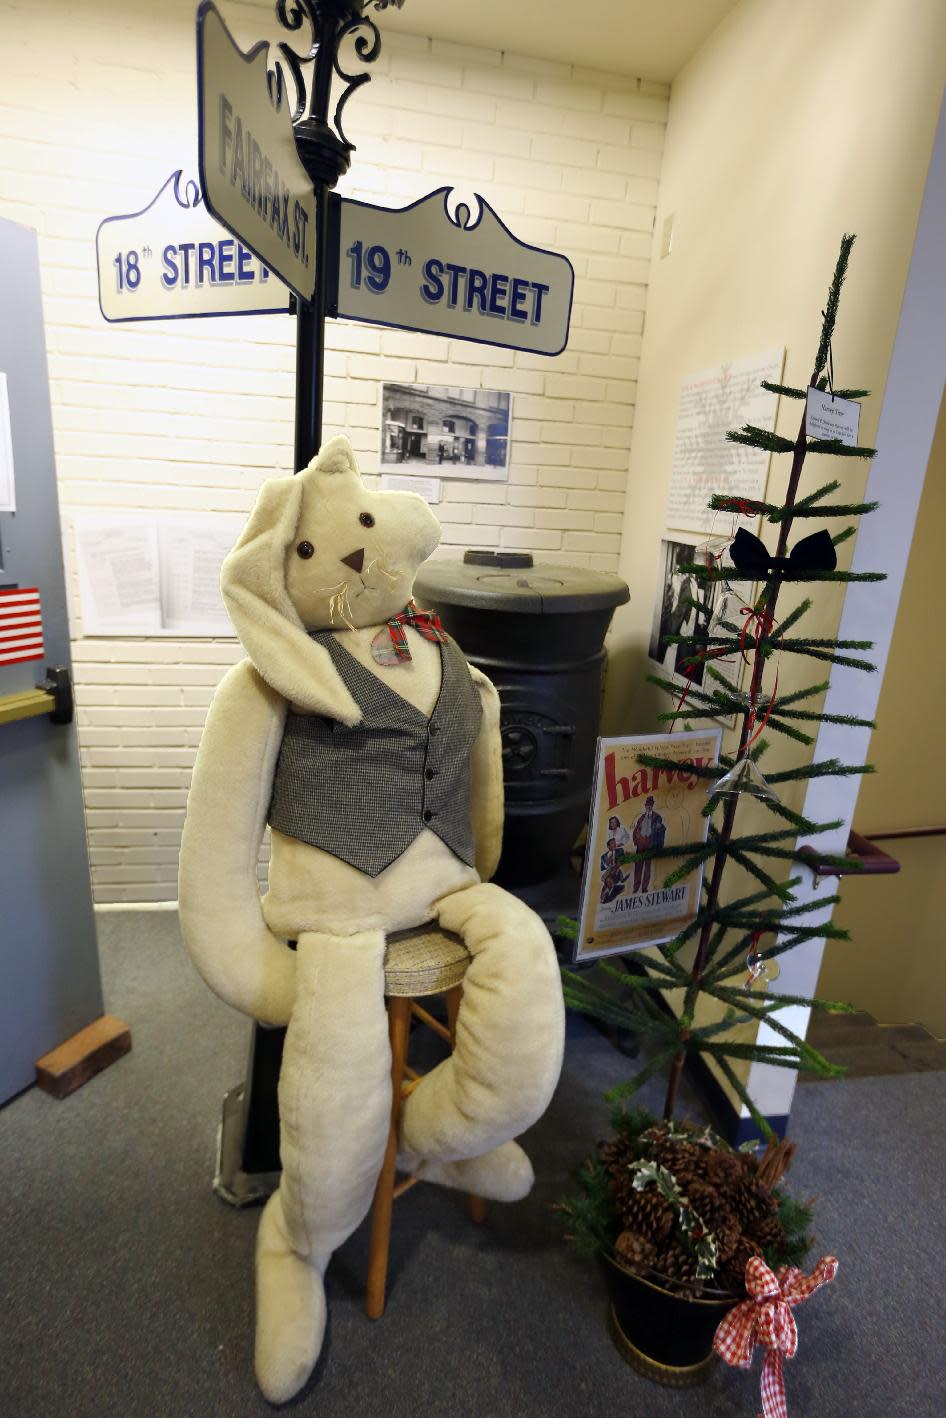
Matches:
[0,0,666,900]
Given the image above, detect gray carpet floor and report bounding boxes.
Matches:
[1,909,942,1417]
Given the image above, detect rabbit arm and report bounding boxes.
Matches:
[179,659,295,1025]
[467,665,505,882]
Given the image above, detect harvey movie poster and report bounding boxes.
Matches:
[574,729,723,962]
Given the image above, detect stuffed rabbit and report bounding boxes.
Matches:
[179,435,565,1403]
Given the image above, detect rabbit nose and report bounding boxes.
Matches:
[341,548,365,574]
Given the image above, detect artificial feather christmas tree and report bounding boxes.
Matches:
[559,237,870,1394]
[563,233,882,1131]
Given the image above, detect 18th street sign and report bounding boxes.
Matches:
[331,188,574,356]
[197,1,316,301]
[96,171,289,322]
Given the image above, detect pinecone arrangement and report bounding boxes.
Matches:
[603,1124,795,1295]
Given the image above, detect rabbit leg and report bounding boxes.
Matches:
[397,883,564,1201]
[255,929,390,1404]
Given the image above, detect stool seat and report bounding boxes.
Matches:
[383,923,470,998]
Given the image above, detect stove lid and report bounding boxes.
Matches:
[414,550,630,615]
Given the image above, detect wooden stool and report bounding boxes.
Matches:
[365,922,486,1319]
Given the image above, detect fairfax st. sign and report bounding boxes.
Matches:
[96,171,289,322]
[331,188,574,356]
[196,0,317,301]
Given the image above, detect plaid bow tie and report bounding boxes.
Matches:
[371,600,449,665]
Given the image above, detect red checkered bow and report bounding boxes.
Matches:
[382,600,448,661]
[713,1255,838,1418]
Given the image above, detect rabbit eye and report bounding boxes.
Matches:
[296,541,314,559]
[359,512,375,528]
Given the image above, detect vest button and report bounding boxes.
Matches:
[425,768,436,781]
[428,723,440,735]
[423,809,434,822]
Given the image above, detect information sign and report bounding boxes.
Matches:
[197,0,317,301]
[332,189,574,356]
[96,171,289,323]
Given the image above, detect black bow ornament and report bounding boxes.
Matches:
[727,527,837,580]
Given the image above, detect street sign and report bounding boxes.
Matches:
[96,171,289,323]
[332,188,574,356]
[196,0,317,302]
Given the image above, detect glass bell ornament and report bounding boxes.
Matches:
[708,584,741,637]
[745,950,781,991]
[710,755,781,804]
[694,532,739,585]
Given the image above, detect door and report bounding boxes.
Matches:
[0,217,103,1104]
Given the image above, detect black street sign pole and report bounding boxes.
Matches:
[216,0,402,1205]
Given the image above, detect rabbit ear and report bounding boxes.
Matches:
[221,475,361,725]
[309,433,360,478]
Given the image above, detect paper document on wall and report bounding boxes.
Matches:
[74,517,161,633]
[666,349,784,534]
[0,372,16,512]
[73,512,243,636]
[158,519,242,634]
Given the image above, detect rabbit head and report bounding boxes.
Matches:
[221,436,441,724]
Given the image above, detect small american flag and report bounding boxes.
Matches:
[0,587,45,666]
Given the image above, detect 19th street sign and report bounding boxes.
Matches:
[197,1,316,302]
[331,188,574,356]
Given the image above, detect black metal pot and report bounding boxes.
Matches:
[600,1254,739,1387]
[414,551,629,888]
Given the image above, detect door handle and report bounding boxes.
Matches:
[0,665,73,727]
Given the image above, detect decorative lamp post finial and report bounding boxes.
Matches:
[272,0,406,188]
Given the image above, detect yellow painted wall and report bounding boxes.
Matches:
[607,0,946,736]
[603,0,946,1103]
[817,389,946,1037]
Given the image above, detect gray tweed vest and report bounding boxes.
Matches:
[267,630,482,877]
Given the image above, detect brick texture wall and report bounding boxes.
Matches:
[0,0,667,900]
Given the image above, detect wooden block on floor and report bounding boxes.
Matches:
[35,1015,132,1099]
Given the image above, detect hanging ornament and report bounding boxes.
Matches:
[695,529,736,572]
[746,954,781,990]
[743,931,779,991]
[728,526,837,580]
[709,583,742,638]
[696,528,742,598]
[710,755,781,804]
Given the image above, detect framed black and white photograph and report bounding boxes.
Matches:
[379,382,511,480]
[649,535,743,717]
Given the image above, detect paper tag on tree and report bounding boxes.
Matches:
[806,388,861,445]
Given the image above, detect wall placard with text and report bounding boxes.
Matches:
[666,349,784,534]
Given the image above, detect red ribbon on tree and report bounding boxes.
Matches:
[738,604,781,748]
[716,495,764,517]
[713,1255,838,1418]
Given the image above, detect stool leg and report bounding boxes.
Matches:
[366,996,412,1319]
[445,985,462,1048]
[445,986,487,1227]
